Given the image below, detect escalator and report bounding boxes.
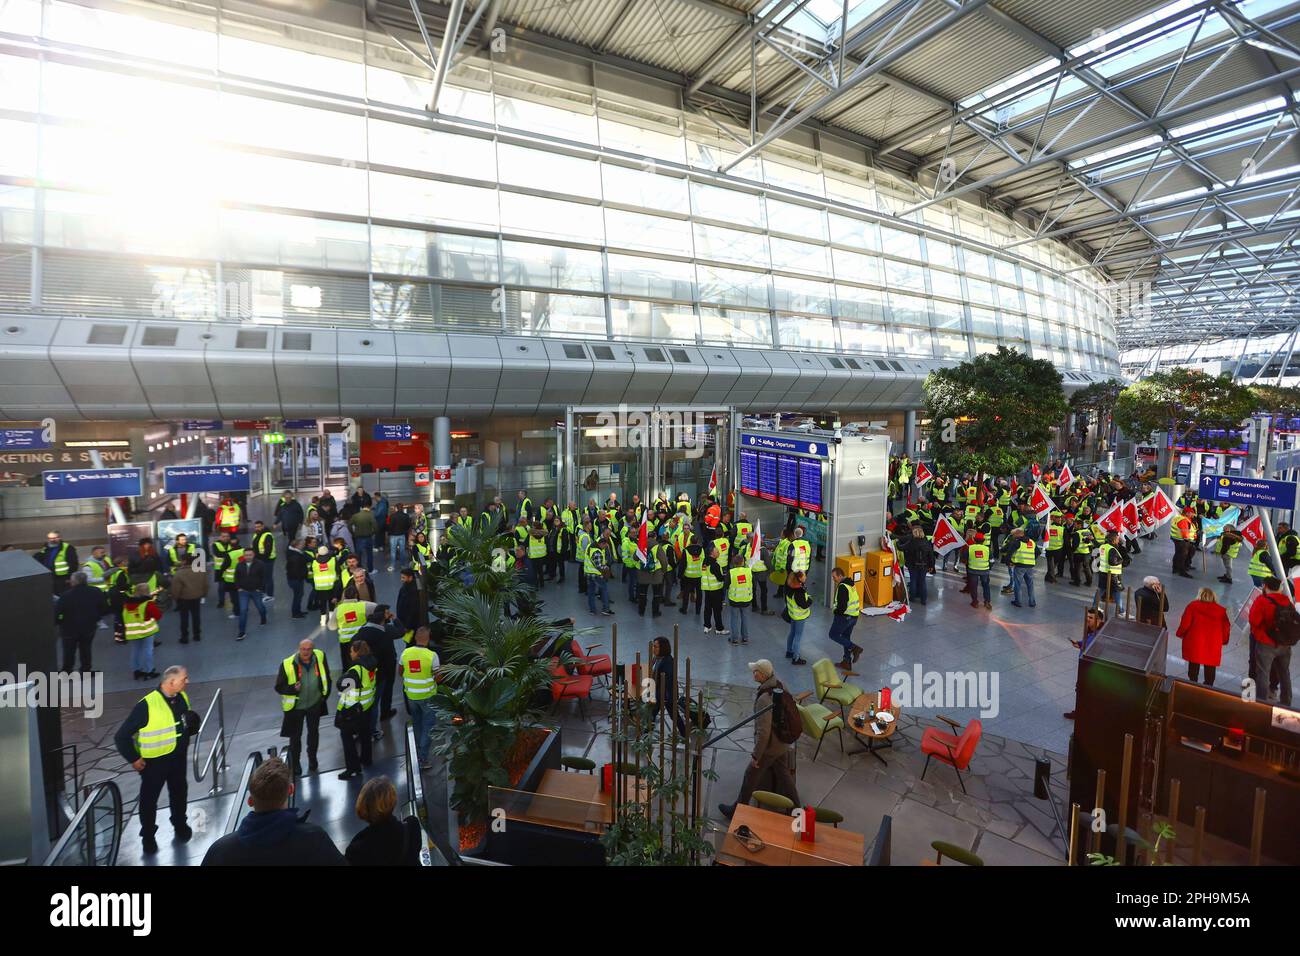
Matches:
[42,780,124,867]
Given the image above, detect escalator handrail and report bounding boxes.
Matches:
[42,780,123,866]
[223,750,265,837]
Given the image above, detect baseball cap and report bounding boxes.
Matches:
[974,533,985,542]
[748,659,774,678]
[316,545,330,556]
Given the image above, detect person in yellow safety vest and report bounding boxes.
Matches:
[789,527,812,574]
[453,507,473,532]
[336,639,377,780]
[725,554,753,646]
[220,539,245,618]
[584,529,614,616]
[748,539,772,615]
[251,521,278,600]
[310,545,339,625]
[783,571,812,666]
[896,455,913,488]
[1095,531,1127,615]
[121,582,163,679]
[619,528,640,603]
[82,545,113,592]
[700,544,727,635]
[714,534,731,570]
[1006,529,1037,608]
[330,593,373,671]
[527,524,549,589]
[1043,515,1067,583]
[515,489,534,525]
[1170,508,1198,579]
[828,567,863,668]
[679,535,705,618]
[275,639,331,774]
[1247,542,1278,587]
[575,520,593,596]
[1216,524,1244,584]
[165,534,198,574]
[771,531,793,597]
[560,502,579,562]
[114,664,194,853]
[215,496,241,534]
[965,533,992,609]
[210,531,235,610]
[676,493,693,518]
[1070,521,1095,587]
[35,531,79,596]
[636,533,665,617]
[401,626,439,768]
[733,515,753,552]
[411,532,433,573]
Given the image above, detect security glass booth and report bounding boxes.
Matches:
[562,406,735,511]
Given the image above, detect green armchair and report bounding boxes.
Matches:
[796,699,844,762]
[812,658,863,720]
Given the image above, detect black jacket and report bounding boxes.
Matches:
[35,542,79,576]
[113,687,193,763]
[285,546,309,583]
[900,536,934,567]
[344,815,421,866]
[235,558,268,592]
[274,653,332,718]
[387,509,411,536]
[395,582,422,632]
[201,809,346,866]
[356,622,400,672]
[275,498,304,531]
[56,584,109,638]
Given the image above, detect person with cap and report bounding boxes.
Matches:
[828,567,863,669]
[35,530,79,596]
[122,582,164,680]
[310,544,340,626]
[966,532,993,610]
[275,638,331,775]
[717,659,800,818]
[114,665,198,854]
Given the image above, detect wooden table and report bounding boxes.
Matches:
[717,804,865,866]
[847,692,902,764]
[510,769,647,834]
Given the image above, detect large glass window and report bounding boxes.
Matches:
[517,291,607,337]
[610,299,699,342]
[771,275,832,315]
[691,182,765,228]
[765,198,827,240]
[607,209,691,255]
[697,264,769,309]
[498,144,601,199]
[840,320,890,353]
[693,223,768,267]
[778,315,836,351]
[369,173,498,231]
[601,163,690,214]
[501,241,603,292]
[368,121,496,180]
[769,237,831,276]
[699,307,772,346]
[607,254,695,300]
[502,193,604,243]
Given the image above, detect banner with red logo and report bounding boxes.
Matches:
[747,519,762,568]
[931,514,965,556]
[635,513,649,563]
[1031,462,1041,481]
[1240,515,1265,549]
[1121,499,1139,537]
[1146,487,1175,527]
[915,461,933,487]
[1029,483,1056,519]
[1058,463,1075,488]
[707,465,717,498]
[1010,477,1018,496]
[1096,501,1124,536]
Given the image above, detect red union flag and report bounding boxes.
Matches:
[915,461,933,487]
[1121,499,1139,537]
[1097,501,1124,535]
[1147,487,1175,526]
[1010,477,1019,496]
[707,465,717,497]
[1031,462,1042,481]
[1058,463,1075,488]
[1240,514,1265,549]
[747,518,762,568]
[1029,483,1056,518]
[931,515,964,556]
[635,513,649,563]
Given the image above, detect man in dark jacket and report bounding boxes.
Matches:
[386,505,411,571]
[201,756,345,866]
[395,568,423,640]
[900,526,935,605]
[234,551,268,640]
[274,493,304,546]
[357,606,403,731]
[718,659,799,818]
[275,638,331,774]
[316,490,338,529]
[284,539,309,619]
[55,571,109,672]
[114,666,196,854]
[35,531,79,596]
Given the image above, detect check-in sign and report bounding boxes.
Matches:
[163,465,252,494]
[43,468,144,501]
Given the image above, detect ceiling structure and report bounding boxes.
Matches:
[370,0,1300,354]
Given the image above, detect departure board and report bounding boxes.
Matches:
[739,449,758,496]
[799,457,823,513]
[757,452,778,501]
[777,455,799,506]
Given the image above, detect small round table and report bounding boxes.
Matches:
[847,692,901,765]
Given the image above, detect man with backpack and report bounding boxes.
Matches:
[717,659,801,819]
[1248,577,1296,706]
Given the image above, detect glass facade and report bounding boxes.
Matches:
[0,0,1118,373]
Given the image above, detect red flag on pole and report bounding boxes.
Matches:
[915,461,933,488]
[931,515,965,556]
[1010,477,1019,496]
[1029,483,1056,519]
[1121,499,1139,537]
[747,519,762,568]
[1240,514,1265,549]
[1058,463,1075,488]
[635,512,649,563]
[1097,501,1124,536]
[1147,487,1175,526]
[706,465,717,498]
[1031,462,1042,481]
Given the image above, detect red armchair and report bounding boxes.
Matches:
[920,716,982,794]
[550,658,593,718]
[568,639,612,692]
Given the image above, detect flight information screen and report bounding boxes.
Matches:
[757,452,778,501]
[739,449,758,496]
[777,455,799,506]
[798,457,823,513]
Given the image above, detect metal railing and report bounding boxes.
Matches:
[192,688,231,796]
[42,781,123,867]
[404,722,449,867]
[46,743,81,817]
[224,750,266,837]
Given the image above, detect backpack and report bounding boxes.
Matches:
[1267,598,1300,647]
[763,682,803,745]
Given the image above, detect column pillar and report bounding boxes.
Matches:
[903,410,916,457]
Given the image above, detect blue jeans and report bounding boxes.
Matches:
[406,696,436,764]
[355,535,374,573]
[238,590,267,633]
[129,637,154,674]
[828,615,858,658]
[389,535,407,568]
[587,575,610,612]
[1095,576,1125,614]
[968,571,990,603]
[786,618,806,659]
[728,604,749,641]
[907,564,928,604]
[289,578,304,616]
[1011,565,1035,606]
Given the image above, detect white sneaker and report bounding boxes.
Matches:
[319,615,327,626]
[387,566,394,572]
[716,629,731,636]
[227,613,237,620]
[263,596,275,603]
[703,626,713,633]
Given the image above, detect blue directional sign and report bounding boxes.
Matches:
[283,419,318,430]
[182,420,223,431]
[0,427,50,449]
[43,467,143,501]
[1200,474,1298,511]
[373,423,413,441]
[740,432,829,458]
[163,464,252,494]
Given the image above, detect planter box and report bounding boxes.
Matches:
[456,726,562,861]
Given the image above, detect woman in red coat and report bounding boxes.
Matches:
[1176,587,1231,686]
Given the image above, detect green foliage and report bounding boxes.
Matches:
[1114,369,1257,473]
[427,521,574,826]
[922,345,1068,476]
[1069,378,1124,446]
[1086,823,1175,867]
[1249,383,1300,416]
[601,716,717,866]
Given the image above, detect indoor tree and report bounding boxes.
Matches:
[1068,378,1124,457]
[922,345,1068,480]
[1112,368,1258,476]
[1248,383,1300,418]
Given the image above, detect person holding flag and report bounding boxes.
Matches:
[1216,523,1245,584]
[1095,530,1128,615]
[1170,507,1198,579]
[1002,526,1038,608]
[900,525,936,606]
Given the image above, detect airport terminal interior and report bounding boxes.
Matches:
[1,0,1299,872]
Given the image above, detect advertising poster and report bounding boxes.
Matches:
[107,521,157,565]
[157,517,204,552]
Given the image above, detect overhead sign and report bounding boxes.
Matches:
[373,423,413,441]
[182,420,223,431]
[741,432,828,458]
[264,432,287,444]
[0,428,51,449]
[432,465,451,481]
[414,466,430,487]
[231,419,270,431]
[163,464,252,494]
[43,467,143,501]
[1200,474,1298,511]
[283,419,317,430]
